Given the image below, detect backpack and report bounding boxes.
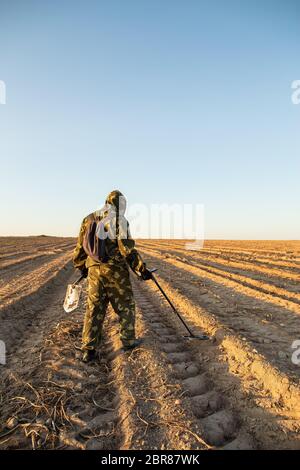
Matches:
[83,213,109,263]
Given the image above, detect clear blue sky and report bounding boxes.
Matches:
[0,0,299,239]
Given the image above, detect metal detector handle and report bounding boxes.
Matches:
[134,267,158,279]
[149,268,158,274]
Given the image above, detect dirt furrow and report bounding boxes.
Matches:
[138,250,300,378]
[0,274,119,450]
[138,243,300,286]
[0,255,73,354]
[0,238,74,258]
[139,241,300,269]
[0,252,71,290]
[0,252,73,305]
[131,278,300,449]
[0,273,211,450]
[0,244,75,269]
[104,297,210,450]
[140,246,300,316]
[139,239,300,256]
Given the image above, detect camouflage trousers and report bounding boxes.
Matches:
[82,264,136,351]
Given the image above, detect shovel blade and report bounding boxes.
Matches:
[63,284,82,313]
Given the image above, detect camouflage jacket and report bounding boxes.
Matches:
[73,211,145,275]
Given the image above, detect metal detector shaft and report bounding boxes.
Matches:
[151,273,195,337]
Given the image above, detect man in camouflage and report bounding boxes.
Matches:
[73,190,152,362]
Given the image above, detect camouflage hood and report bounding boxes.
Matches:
[95,190,128,240]
[105,190,127,215]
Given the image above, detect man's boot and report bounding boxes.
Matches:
[82,349,97,363]
[123,338,143,351]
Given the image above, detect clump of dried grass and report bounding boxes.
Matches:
[0,320,85,449]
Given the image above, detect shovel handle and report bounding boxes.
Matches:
[72,274,85,287]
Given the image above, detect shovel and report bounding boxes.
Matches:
[150,271,209,340]
[63,274,85,313]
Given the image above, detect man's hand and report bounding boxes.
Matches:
[80,267,89,278]
[141,267,152,281]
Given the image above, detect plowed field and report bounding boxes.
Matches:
[1,237,299,449]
